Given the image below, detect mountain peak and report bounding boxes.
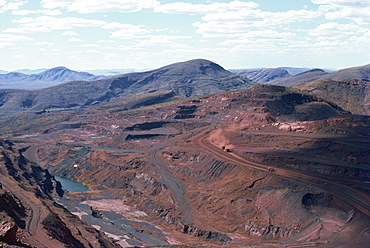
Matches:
[296,68,325,75]
[41,66,72,75]
[50,66,69,71]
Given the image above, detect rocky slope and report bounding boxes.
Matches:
[273,68,328,87]
[230,68,292,84]
[0,140,119,247]
[321,63,370,81]
[294,79,370,115]
[0,59,256,113]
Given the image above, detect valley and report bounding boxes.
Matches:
[0,60,369,247]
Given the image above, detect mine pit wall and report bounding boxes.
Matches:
[28,137,369,245]
[0,141,120,248]
[164,147,370,244]
[168,155,300,241]
[238,152,370,180]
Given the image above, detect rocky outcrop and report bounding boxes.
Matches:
[302,193,332,209]
[244,219,296,239]
[0,140,120,248]
[0,220,18,244]
[164,212,231,243]
[239,152,370,179]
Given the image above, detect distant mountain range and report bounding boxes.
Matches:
[0,59,256,112]
[232,64,370,87]
[1,60,369,115]
[0,67,109,90]
[1,65,337,91]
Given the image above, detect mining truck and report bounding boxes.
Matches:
[221,146,232,152]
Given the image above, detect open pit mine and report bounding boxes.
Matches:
[1,74,370,247]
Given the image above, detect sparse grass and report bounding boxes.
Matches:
[0,111,72,136]
[97,91,191,114]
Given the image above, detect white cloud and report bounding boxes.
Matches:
[109,25,151,39]
[79,44,98,47]
[4,16,151,41]
[103,45,140,51]
[325,7,370,24]
[193,20,263,38]
[135,35,191,47]
[350,30,370,43]
[309,22,366,37]
[99,40,116,43]
[41,0,160,13]
[313,40,348,47]
[5,16,106,33]
[202,9,321,23]
[0,42,14,48]
[0,0,26,13]
[35,41,55,45]
[68,37,82,42]
[11,9,62,15]
[14,53,24,58]
[220,30,298,51]
[62,31,79,36]
[154,1,259,14]
[312,0,370,24]
[311,0,370,8]
[194,7,321,38]
[0,33,33,41]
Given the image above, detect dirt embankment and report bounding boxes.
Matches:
[0,140,119,248]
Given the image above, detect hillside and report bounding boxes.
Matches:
[321,64,370,81]
[0,67,107,90]
[273,68,328,87]
[294,79,370,115]
[0,140,119,247]
[230,68,291,84]
[232,64,370,89]
[0,59,256,113]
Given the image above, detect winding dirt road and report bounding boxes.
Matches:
[146,127,208,224]
[198,133,370,217]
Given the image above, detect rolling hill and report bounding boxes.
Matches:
[232,64,370,88]
[230,68,291,84]
[0,59,256,113]
[321,64,370,81]
[274,68,329,87]
[294,79,370,115]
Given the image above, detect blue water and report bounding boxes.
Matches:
[54,175,88,192]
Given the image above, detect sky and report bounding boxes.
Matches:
[1,0,370,71]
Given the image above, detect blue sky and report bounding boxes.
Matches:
[1,0,370,71]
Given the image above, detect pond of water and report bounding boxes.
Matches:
[54,175,88,192]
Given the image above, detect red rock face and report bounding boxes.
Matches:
[0,140,120,248]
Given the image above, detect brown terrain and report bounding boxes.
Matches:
[0,140,120,247]
[0,84,368,247]
[294,79,370,115]
[0,85,370,247]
